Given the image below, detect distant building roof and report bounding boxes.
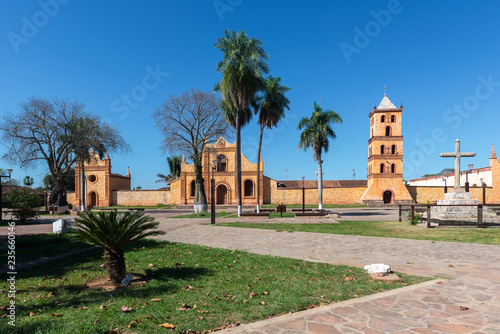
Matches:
[277,180,367,189]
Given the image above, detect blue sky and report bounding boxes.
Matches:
[1,1,499,189]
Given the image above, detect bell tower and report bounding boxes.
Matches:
[361,92,413,205]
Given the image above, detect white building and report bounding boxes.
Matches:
[409,166,491,188]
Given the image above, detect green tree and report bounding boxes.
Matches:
[156,156,181,184]
[297,102,342,210]
[254,76,290,213]
[6,188,41,224]
[215,29,269,216]
[43,168,74,191]
[73,211,165,283]
[23,176,34,188]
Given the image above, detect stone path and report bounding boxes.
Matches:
[153,217,500,333]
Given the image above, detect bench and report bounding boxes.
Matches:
[291,208,313,212]
[127,208,145,211]
[99,208,118,211]
[295,212,328,217]
[240,213,270,218]
[255,209,275,213]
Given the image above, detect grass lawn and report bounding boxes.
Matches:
[0,239,430,333]
[0,234,91,267]
[169,212,236,219]
[268,212,295,218]
[217,221,500,245]
[261,203,367,209]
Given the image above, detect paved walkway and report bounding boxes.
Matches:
[153,216,500,333]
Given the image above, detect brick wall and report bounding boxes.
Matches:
[112,190,169,206]
[268,179,366,204]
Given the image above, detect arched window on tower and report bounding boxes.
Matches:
[217,155,227,172]
[244,179,254,197]
[391,115,396,122]
[381,115,385,123]
[380,164,385,174]
[369,165,372,174]
[391,145,396,154]
[391,164,396,173]
[380,145,385,154]
[190,180,196,197]
[385,126,391,136]
[369,147,372,156]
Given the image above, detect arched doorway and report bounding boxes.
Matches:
[216,185,227,205]
[89,191,98,208]
[383,191,392,204]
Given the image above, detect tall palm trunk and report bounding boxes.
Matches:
[317,152,323,210]
[256,124,264,213]
[104,246,126,283]
[236,112,242,216]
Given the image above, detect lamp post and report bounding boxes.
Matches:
[352,168,355,180]
[211,157,220,225]
[0,169,13,220]
[7,169,13,191]
[441,175,447,194]
[465,163,473,192]
[302,176,305,213]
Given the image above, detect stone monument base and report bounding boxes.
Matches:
[433,191,478,221]
[430,191,497,225]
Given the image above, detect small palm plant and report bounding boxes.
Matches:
[73,211,165,283]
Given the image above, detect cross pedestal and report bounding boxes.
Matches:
[433,139,480,224]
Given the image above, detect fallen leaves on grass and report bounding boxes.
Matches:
[128,319,141,328]
[120,306,132,313]
[49,313,63,317]
[183,285,194,291]
[158,323,175,329]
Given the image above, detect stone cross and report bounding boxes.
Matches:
[439,139,475,191]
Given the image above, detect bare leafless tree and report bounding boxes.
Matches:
[152,89,232,212]
[0,97,130,206]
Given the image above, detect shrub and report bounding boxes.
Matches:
[73,211,165,283]
[6,188,41,224]
[408,213,422,225]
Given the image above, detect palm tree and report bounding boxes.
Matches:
[156,156,181,185]
[297,102,342,210]
[167,156,181,179]
[255,76,290,213]
[73,211,165,283]
[215,29,269,216]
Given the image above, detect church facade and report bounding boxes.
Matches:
[67,93,500,207]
